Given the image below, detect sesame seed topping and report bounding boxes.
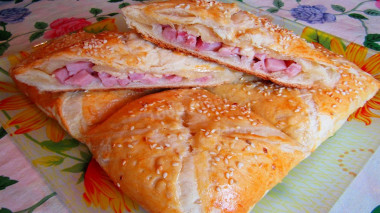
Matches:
[163,172,168,179]
[229,179,234,185]
[237,162,244,169]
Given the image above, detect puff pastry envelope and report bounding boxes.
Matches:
[10,31,243,92]
[209,60,379,151]
[82,89,308,213]
[15,80,151,138]
[121,0,359,88]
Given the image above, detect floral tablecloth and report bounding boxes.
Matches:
[0,0,379,213]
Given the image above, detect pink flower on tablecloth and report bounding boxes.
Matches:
[376,0,380,9]
[43,17,91,39]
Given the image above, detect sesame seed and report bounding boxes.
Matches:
[215,157,220,162]
[116,183,120,187]
[172,162,179,167]
[163,172,168,179]
[237,162,244,169]
[229,179,234,185]
[127,144,134,148]
[224,158,229,164]
[216,186,221,192]
[122,160,127,166]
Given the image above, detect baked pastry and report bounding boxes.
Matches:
[121,0,355,88]
[10,31,243,92]
[209,59,379,151]
[15,80,152,138]
[82,89,308,213]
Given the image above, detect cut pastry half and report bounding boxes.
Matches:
[122,0,346,88]
[10,31,243,92]
[82,89,308,213]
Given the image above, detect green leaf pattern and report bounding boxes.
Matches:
[0,176,18,190]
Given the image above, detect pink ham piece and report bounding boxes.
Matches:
[53,67,69,84]
[64,70,96,86]
[195,75,212,83]
[129,73,159,84]
[164,74,182,83]
[162,26,177,42]
[285,63,302,77]
[129,73,144,81]
[117,78,131,86]
[196,38,222,51]
[218,45,240,57]
[184,34,197,49]
[253,60,266,71]
[176,31,187,43]
[265,58,287,72]
[66,61,93,75]
[140,75,160,84]
[98,72,118,87]
[254,53,266,61]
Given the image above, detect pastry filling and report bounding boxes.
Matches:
[52,61,211,87]
[160,25,302,77]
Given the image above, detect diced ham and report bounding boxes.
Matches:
[64,70,96,86]
[176,31,188,43]
[162,26,177,42]
[195,75,212,83]
[141,75,160,84]
[265,58,287,72]
[98,72,118,87]
[117,78,131,86]
[164,74,182,83]
[254,53,266,61]
[129,73,144,81]
[184,34,197,49]
[218,45,240,57]
[66,61,93,75]
[253,60,266,71]
[232,47,240,55]
[285,63,302,77]
[53,67,69,84]
[196,38,222,51]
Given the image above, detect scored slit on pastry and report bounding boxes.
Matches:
[14,79,154,138]
[82,89,308,213]
[10,31,244,92]
[209,60,379,151]
[120,0,371,88]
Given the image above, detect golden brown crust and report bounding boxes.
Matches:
[209,64,379,151]
[14,78,152,138]
[10,31,242,92]
[82,89,307,213]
